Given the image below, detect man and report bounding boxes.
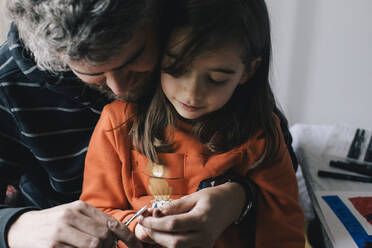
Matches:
[0,1,157,247]
[0,0,299,247]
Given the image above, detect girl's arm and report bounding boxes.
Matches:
[246,120,305,248]
[80,103,139,232]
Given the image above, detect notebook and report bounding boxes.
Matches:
[315,191,372,248]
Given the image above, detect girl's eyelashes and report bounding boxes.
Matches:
[162,70,229,85]
[207,76,228,85]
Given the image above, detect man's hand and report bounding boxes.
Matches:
[7,200,142,248]
[136,182,246,248]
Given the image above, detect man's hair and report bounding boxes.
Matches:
[6,0,155,72]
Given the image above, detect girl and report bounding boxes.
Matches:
[80,0,305,247]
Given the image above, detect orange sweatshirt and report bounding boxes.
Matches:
[80,101,305,248]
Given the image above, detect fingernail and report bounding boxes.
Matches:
[108,219,117,229]
[137,215,143,223]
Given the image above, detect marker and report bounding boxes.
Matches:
[348,129,362,159]
[329,160,372,177]
[124,205,148,226]
[364,135,372,163]
[318,170,372,183]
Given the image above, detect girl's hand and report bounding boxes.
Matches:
[136,182,246,248]
[135,222,156,245]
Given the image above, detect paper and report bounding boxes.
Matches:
[349,197,372,225]
[315,191,372,248]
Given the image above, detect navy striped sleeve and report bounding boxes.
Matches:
[0,206,38,248]
[0,42,35,199]
[0,25,110,247]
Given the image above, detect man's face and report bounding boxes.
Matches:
[68,24,159,101]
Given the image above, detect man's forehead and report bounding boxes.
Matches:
[68,28,148,75]
[70,45,146,76]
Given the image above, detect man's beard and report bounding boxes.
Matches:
[87,73,154,102]
[87,83,118,100]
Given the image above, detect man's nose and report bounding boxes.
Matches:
[105,70,131,96]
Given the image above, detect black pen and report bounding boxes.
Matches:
[329,160,372,177]
[318,170,372,183]
[348,129,366,160]
[348,129,362,159]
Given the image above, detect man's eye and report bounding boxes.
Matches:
[162,68,184,78]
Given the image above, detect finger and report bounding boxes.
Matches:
[57,225,101,248]
[108,219,143,248]
[152,208,164,218]
[142,208,152,217]
[135,224,156,244]
[144,228,202,248]
[63,208,111,241]
[138,212,201,232]
[158,196,196,216]
[74,201,108,223]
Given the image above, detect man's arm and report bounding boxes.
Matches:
[6,201,142,248]
[0,72,141,248]
[0,79,39,247]
[0,104,141,248]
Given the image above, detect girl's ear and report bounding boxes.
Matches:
[239,57,262,85]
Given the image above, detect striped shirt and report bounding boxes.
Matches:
[0,25,111,214]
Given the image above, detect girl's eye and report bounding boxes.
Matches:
[207,76,228,85]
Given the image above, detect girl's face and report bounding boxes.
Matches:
[161,30,248,120]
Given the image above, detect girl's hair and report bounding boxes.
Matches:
[131,0,282,165]
[6,0,156,72]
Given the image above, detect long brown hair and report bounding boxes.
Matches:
[131,0,282,165]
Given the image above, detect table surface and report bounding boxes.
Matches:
[291,124,372,248]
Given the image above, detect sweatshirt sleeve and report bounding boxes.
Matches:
[247,119,305,248]
[79,102,138,232]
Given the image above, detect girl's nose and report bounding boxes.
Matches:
[185,76,205,102]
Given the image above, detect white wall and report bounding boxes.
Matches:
[0,0,10,43]
[1,1,371,129]
[267,0,372,129]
